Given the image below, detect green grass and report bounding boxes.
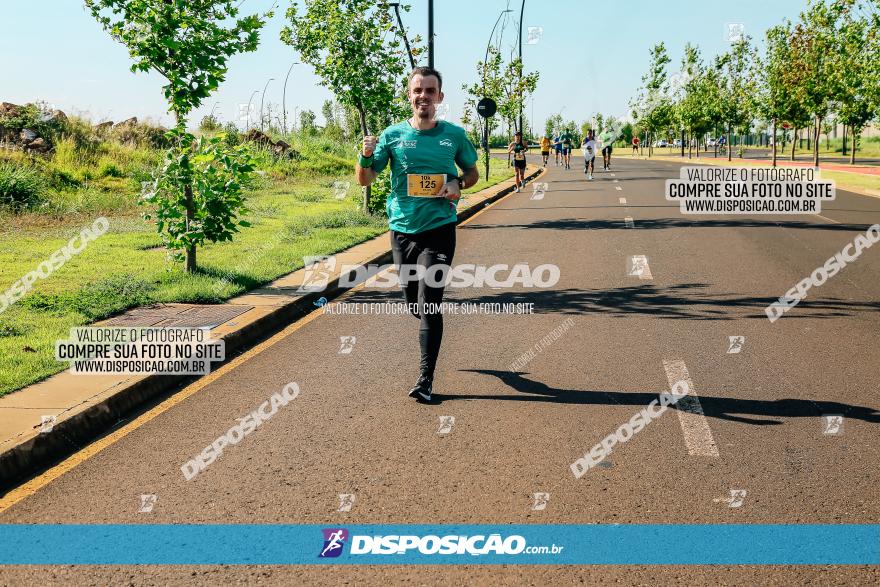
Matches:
[0,154,514,397]
[464,157,516,195]
[0,161,44,210]
[0,173,393,395]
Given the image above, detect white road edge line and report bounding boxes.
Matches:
[662,359,720,457]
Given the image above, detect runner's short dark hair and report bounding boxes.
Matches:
[408,66,443,90]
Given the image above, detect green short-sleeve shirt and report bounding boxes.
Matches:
[369,119,479,234]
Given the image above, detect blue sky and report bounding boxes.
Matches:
[2,0,808,132]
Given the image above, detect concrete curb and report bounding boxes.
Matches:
[0,165,543,490]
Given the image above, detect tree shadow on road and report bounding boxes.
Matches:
[350,285,880,320]
[438,369,880,425]
[461,217,874,233]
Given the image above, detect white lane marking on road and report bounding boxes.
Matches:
[662,359,720,457]
[615,186,623,191]
[628,255,653,279]
[610,173,616,177]
[624,217,635,228]
[619,197,627,204]
[613,179,619,183]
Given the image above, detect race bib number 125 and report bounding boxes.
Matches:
[407,174,447,197]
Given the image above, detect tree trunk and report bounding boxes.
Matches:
[726,124,732,162]
[851,129,858,165]
[173,111,197,274]
[357,104,371,213]
[813,115,820,167]
[791,127,797,161]
[842,124,848,157]
[185,183,196,273]
[681,129,685,157]
[771,118,777,168]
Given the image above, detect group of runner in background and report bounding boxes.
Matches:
[507,129,616,182]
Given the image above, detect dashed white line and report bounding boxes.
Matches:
[624,217,634,228]
[619,197,627,204]
[613,179,619,183]
[615,186,623,191]
[662,359,719,457]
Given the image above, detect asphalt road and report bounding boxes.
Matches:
[1,154,879,585]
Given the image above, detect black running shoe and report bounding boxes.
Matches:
[408,376,433,402]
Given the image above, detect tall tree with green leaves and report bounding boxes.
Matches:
[790,0,848,166]
[760,23,798,166]
[631,43,673,156]
[498,57,540,138]
[282,0,421,210]
[463,45,505,178]
[85,0,270,272]
[673,43,708,158]
[715,37,758,161]
[544,113,563,137]
[835,0,879,164]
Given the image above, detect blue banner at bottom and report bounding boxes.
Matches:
[0,524,877,565]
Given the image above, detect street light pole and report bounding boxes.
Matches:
[283,61,301,135]
[389,3,415,69]
[246,90,259,130]
[531,97,534,138]
[428,0,434,68]
[260,78,274,133]
[482,9,512,181]
[484,9,512,81]
[518,0,525,135]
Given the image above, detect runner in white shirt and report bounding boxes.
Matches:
[582,131,597,180]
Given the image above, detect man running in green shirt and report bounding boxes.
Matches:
[561,132,574,170]
[356,67,479,403]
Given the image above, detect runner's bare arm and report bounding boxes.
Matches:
[438,165,479,201]
[356,135,378,186]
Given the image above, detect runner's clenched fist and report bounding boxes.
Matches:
[362,135,377,157]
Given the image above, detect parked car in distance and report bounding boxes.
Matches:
[673,139,682,147]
